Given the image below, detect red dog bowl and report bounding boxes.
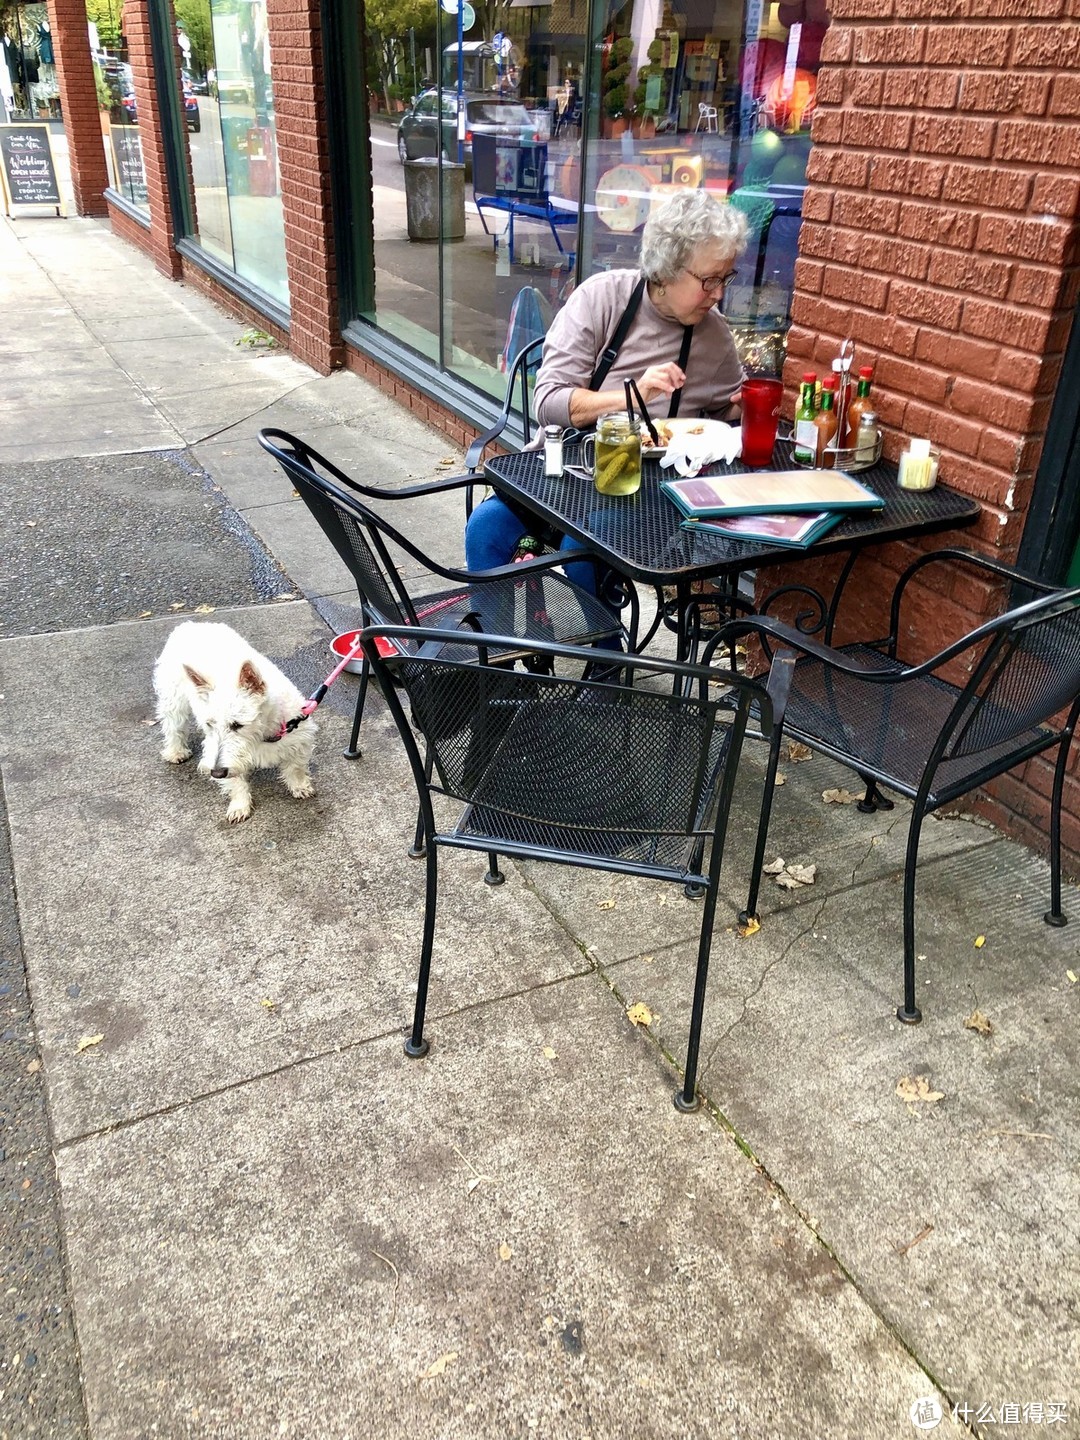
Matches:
[330,629,398,673]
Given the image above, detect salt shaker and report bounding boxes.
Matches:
[543,424,564,477]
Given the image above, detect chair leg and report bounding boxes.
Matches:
[740,733,784,926]
[1045,737,1070,928]
[409,747,434,858]
[857,777,894,813]
[675,881,722,1112]
[343,660,369,760]
[897,810,926,1024]
[485,852,504,886]
[404,841,438,1059]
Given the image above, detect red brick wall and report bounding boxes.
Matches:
[122,0,183,277]
[266,0,343,373]
[776,1,1080,872]
[46,0,109,215]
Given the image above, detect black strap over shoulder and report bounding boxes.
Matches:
[589,276,646,392]
[668,324,695,419]
[588,274,695,419]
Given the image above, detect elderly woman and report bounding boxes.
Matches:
[465,189,748,589]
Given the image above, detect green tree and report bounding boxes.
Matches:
[363,0,436,110]
[84,0,121,51]
[174,0,213,77]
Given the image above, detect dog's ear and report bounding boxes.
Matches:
[183,664,212,694]
[238,660,267,696]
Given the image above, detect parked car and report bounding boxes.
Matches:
[397,89,539,173]
[120,79,201,133]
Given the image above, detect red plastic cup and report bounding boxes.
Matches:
[740,377,784,468]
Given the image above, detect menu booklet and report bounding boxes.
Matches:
[681,510,843,549]
[662,468,883,519]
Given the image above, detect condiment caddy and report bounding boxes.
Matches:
[787,338,882,472]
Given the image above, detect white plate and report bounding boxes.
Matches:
[640,417,734,457]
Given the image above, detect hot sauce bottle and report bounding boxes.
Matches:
[813,378,839,468]
[793,372,818,465]
[844,366,875,450]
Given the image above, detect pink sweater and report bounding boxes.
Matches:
[533,268,744,429]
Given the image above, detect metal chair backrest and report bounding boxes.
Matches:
[258,429,426,631]
[501,336,544,445]
[942,588,1080,760]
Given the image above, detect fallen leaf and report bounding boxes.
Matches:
[1068,970,1077,984]
[641,954,655,964]
[169,601,186,611]
[896,1075,945,1105]
[822,787,861,805]
[498,1242,512,1261]
[626,1002,653,1027]
[773,772,786,786]
[737,917,761,938]
[26,1058,41,1074]
[260,997,277,1010]
[76,1034,104,1053]
[974,935,986,948]
[542,1046,558,1060]
[193,604,216,615]
[138,611,153,619]
[420,1351,459,1380]
[466,1177,481,1194]
[763,856,786,875]
[785,741,813,762]
[963,1008,994,1036]
[787,863,817,885]
[597,898,616,911]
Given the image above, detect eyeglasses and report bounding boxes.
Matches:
[685,267,738,294]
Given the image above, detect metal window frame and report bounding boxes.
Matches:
[1016,300,1080,585]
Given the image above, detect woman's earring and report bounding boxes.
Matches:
[656,284,665,296]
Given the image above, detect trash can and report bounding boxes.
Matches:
[404,157,465,242]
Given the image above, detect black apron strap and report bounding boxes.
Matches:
[589,276,646,391]
[667,325,695,419]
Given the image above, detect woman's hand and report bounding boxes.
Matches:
[637,362,686,404]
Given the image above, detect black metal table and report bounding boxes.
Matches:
[483,441,981,654]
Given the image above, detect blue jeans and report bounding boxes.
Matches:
[464,495,621,648]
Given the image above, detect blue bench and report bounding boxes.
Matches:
[471,132,576,267]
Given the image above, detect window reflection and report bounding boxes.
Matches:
[181,0,288,307]
[359,0,826,392]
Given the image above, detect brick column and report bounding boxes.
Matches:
[267,0,343,373]
[121,0,183,277]
[775,1,1080,865]
[46,0,109,215]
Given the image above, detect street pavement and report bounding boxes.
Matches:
[0,208,1077,1440]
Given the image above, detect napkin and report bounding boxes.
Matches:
[658,421,742,477]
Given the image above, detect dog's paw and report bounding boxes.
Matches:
[286,775,316,800]
[161,744,193,764]
[226,801,252,824]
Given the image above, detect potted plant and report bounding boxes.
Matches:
[602,36,633,136]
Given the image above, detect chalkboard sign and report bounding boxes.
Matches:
[0,124,62,213]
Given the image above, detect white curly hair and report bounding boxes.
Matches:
[639,190,749,285]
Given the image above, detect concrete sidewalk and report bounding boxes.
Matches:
[0,212,1077,1439]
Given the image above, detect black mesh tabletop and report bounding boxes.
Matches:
[484,442,981,585]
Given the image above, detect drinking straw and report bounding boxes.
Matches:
[631,378,660,446]
[624,379,635,430]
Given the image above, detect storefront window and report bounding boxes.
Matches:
[357,0,825,399]
[180,0,288,307]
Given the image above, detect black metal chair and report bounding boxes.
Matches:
[258,428,623,763]
[360,623,786,1112]
[715,549,1080,1024]
[460,336,544,521]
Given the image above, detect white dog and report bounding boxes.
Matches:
[153,621,317,823]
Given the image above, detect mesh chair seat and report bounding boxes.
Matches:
[399,575,617,656]
[450,687,732,874]
[785,643,1054,806]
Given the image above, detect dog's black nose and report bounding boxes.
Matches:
[210,767,229,780]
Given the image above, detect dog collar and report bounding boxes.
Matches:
[267,700,318,743]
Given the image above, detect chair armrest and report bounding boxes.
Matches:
[464,416,511,472]
[440,547,595,585]
[707,616,906,680]
[895,546,1063,597]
